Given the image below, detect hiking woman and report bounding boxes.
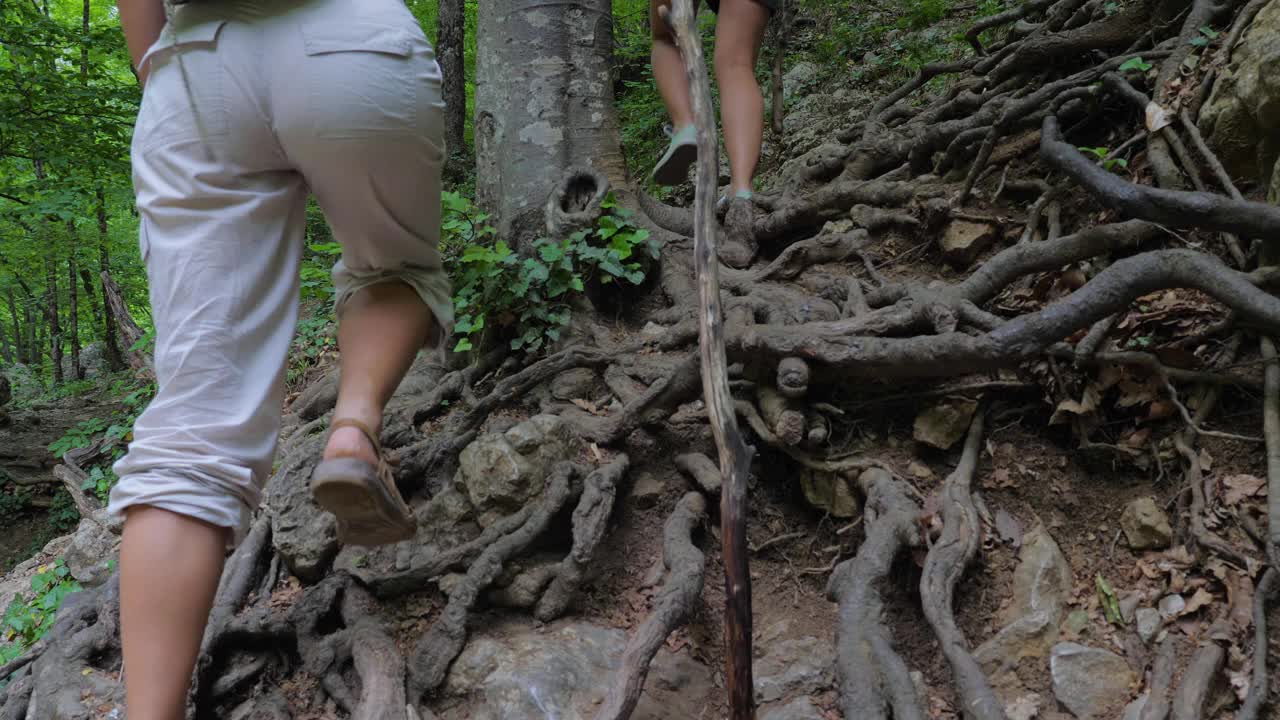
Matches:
[649,0,774,267]
[114,0,450,716]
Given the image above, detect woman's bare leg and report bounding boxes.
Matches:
[714,0,770,195]
[652,0,696,131]
[324,282,434,463]
[120,508,228,720]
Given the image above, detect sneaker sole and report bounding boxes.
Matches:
[652,142,698,186]
[311,458,415,546]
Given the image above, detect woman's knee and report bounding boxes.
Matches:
[650,0,675,42]
[713,41,756,77]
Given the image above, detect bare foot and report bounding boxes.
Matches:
[323,424,380,466]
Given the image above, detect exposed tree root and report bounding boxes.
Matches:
[919,412,1004,720]
[826,468,925,720]
[1041,116,1280,239]
[595,491,707,720]
[1139,634,1179,720]
[407,462,576,700]
[536,456,628,621]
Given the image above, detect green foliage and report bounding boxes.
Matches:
[1078,146,1128,172]
[901,0,948,30]
[47,416,110,458]
[79,465,115,506]
[441,190,497,267]
[45,489,81,534]
[0,559,82,668]
[287,310,336,387]
[0,488,32,525]
[1119,56,1153,72]
[451,194,659,354]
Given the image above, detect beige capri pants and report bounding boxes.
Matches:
[108,0,453,546]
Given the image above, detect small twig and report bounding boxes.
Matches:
[750,531,807,554]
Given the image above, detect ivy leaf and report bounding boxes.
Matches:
[1189,35,1209,47]
[1096,573,1123,625]
[453,337,473,353]
[1118,56,1153,72]
[1198,25,1219,39]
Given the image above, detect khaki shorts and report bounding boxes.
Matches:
[707,0,779,13]
[109,0,452,545]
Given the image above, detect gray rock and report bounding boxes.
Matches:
[1123,694,1148,720]
[940,220,999,267]
[265,433,338,583]
[760,698,825,720]
[753,627,836,703]
[628,472,665,509]
[485,555,561,609]
[338,484,482,585]
[1050,642,1136,719]
[1005,693,1042,720]
[975,525,1073,675]
[798,467,860,518]
[459,414,579,525]
[64,516,120,586]
[550,367,598,401]
[1199,0,1280,185]
[1119,592,1141,623]
[913,398,980,450]
[440,619,715,719]
[783,61,821,101]
[1158,594,1185,618]
[1120,497,1172,550]
[1135,608,1161,644]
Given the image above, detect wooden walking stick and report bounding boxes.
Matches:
[665,1,756,716]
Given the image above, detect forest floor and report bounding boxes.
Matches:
[4,0,1280,718]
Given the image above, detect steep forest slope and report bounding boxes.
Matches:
[3,0,1280,719]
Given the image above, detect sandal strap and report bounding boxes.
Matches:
[329,417,383,455]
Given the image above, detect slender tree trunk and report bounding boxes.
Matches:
[25,304,36,369]
[769,0,789,136]
[80,267,99,331]
[46,255,63,384]
[6,287,24,364]
[0,308,12,364]
[96,188,124,371]
[438,0,467,162]
[68,254,82,380]
[475,0,627,245]
[33,305,43,376]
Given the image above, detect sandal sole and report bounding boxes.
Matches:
[311,458,415,546]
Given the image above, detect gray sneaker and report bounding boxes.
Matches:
[652,125,698,186]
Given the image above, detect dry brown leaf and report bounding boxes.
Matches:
[1182,587,1215,616]
[1222,474,1266,506]
[571,398,606,416]
[1123,427,1152,447]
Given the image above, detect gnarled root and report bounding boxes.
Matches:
[536,456,629,621]
[826,468,926,720]
[919,412,1005,720]
[407,462,577,700]
[594,491,707,720]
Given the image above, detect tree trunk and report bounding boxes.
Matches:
[474,0,627,246]
[438,0,466,160]
[25,303,36,369]
[102,271,153,375]
[68,254,82,380]
[0,306,12,364]
[97,188,125,371]
[770,0,789,136]
[46,255,63,384]
[6,287,24,364]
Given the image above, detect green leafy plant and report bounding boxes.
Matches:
[1078,146,1128,172]
[300,241,343,301]
[1119,56,1153,72]
[79,465,117,506]
[440,190,497,267]
[1189,25,1218,47]
[47,417,110,459]
[0,559,82,667]
[451,194,659,354]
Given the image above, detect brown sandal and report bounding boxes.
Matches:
[310,418,416,546]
